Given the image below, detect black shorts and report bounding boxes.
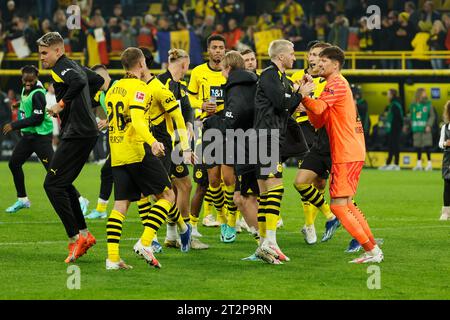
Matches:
[256,133,282,180]
[112,150,172,202]
[299,150,331,180]
[299,120,317,148]
[170,162,189,179]
[193,163,209,186]
[236,171,260,197]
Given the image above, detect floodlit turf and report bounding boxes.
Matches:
[0,162,448,300]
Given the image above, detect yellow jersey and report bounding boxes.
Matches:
[290,69,327,123]
[146,76,180,126]
[146,76,189,151]
[105,77,154,167]
[188,62,226,120]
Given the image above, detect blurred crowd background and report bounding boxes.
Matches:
[1,0,449,69]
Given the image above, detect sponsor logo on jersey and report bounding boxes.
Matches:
[135,92,145,103]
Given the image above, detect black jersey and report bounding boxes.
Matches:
[51,55,104,139]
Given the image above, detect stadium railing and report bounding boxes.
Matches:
[2,50,450,73]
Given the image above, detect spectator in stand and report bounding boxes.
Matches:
[428,20,447,69]
[4,1,16,28]
[393,12,415,69]
[287,17,313,68]
[40,19,53,36]
[199,15,215,49]
[419,1,441,28]
[404,1,420,31]
[158,16,171,32]
[225,18,242,50]
[0,21,5,52]
[324,1,338,24]
[411,22,432,69]
[113,3,125,23]
[345,0,363,26]
[379,89,404,171]
[409,88,435,171]
[240,26,256,51]
[212,22,225,37]
[257,13,275,31]
[8,16,39,52]
[120,20,137,48]
[222,0,243,25]
[327,15,349,51]
[195,0,219,20]
[37,0,56,21]
[313,15,330,42]
[357,17,375,68]
[53,8,69,39]
[166,0,189,30]
[276,0,304,26]
[139,14,157,52]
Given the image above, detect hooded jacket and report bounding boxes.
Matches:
[221,69,258,174]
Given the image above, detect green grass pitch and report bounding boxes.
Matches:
[0,162,449,300]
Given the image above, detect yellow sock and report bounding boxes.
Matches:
[107,210,125,263]
[224,184,237,227]
[265,185,284,232]
[204,187,213,217]
[190,214,199,227]
[236,210,241,222]
[141,198,171,246]
[167,203,187,233]
[257,193,268,239]
[209,184,226,224]
[137,197,151,227]
[303,201,319,226]
[318,189,334,220]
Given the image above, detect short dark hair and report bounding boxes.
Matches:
[121,47,144,71]
[309,41,332,52]
[140,47,154,68]
[319,46,345,69]
[91,64,108,72]
[21,65,39,77]
[207,34,226,48]
[240,48,255,56]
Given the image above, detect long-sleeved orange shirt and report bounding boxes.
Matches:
[302,74,365,164]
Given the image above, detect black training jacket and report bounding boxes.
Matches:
[254,62,302,143]
[221,69,258,174]
[51,55,104,139]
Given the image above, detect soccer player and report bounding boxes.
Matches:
[105,47,191,270]
[138,47,194,250]
[86,64,116,219]
[3,66,53,213]
[37,32,104,263]
[188,34,228,240]
[254,40,303,264]
[221,51,260,248]
[157,48,209,250]
[291,41,340,245]
[300,46,384,264]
